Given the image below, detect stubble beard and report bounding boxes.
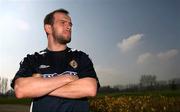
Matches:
[53,31,71,45]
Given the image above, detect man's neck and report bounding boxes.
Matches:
[47,35,68,51]
[47,43,67,52]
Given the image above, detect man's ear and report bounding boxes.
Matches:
[44,24,52,34]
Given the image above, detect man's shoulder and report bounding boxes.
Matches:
[20,49,47,62]
[25,49,45,57]
[68,48,89,57]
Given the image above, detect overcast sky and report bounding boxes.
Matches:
[0,0,180,87]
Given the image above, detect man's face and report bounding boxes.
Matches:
[51,12,72,44]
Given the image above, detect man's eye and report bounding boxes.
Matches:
[60,21,65,24]
[59,20,72,26]
[69,23,73,26]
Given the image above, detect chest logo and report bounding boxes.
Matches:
[69,60,78,69]
[39,65,50,69]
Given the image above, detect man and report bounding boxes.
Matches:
[11,9,100,112]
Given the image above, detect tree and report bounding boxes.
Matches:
[0,77,8,95]
[140,74,157,88]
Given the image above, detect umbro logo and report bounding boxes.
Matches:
[39,65,50,69]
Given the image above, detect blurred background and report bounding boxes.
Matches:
[0,0,180,112]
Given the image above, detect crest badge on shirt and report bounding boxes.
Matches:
[69,60,78,69]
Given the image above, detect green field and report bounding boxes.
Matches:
[97,89,180,97]
[0,90,180,112]
[0,97,31,105]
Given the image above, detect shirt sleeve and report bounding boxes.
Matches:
[78,52,100,88]
[11,54,36,89]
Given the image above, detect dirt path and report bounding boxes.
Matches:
[0,104,30,112]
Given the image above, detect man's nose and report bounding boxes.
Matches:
[67,25,71,31]
[65,23,72,31]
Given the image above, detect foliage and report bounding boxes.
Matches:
[89,91,180,112]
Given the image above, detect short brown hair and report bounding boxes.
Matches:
[44,9,69,25]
